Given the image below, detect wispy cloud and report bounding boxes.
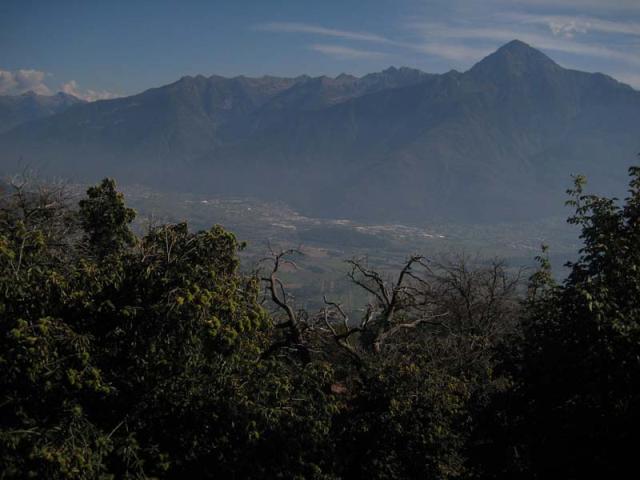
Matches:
[501,13,640,38]
[257,20,491,63]
[256,22,394,44]
[310,44,388,60]
[258,22,401,61]
[0,69,51,95]
[60,80,120,102]
[409,22,640,66]
[256,10,640,76]
[415,42,493,62]
[503,0,640,10]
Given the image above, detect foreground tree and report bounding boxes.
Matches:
[495,168,640,479]
[0,178,338,478]
[261,248,521,479]
[2,166,638,479]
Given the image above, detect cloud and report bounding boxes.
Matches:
[257,20,489,63]
[415,42,493,62]
[310,44,388,60]
[0,69,51,95]
[0,68,120,101]
[257,22,394,44]
[257,13,640,74]
[503,0,640,10]
[60,80,120,102]
[258,22,397,61]
[501,13,640,38]
[548,20,590,38]
[409,22,640,66]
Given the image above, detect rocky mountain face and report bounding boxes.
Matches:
[1,40,639,223]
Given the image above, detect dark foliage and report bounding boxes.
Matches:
[1,167,638,478]
[487,168,640,479]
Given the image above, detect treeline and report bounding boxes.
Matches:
[1,171,639,479]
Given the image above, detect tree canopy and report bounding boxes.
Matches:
[1,168,639,479]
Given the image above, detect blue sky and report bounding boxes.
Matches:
[1,0,640,100]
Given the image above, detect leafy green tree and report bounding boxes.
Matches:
[499,168,640,479]
[79,178,135,256]
[0,179,113,478]
[1,178,340,478]
[5,167,638,480]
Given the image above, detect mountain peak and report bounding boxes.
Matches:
[498,39,555,61]
[499,39,535,52]
[469,40,560,80]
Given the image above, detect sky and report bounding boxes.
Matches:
[1,0,640,100]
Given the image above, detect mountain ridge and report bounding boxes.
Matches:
[1,40,639,223]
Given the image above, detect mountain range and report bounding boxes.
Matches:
[1,40,639,223]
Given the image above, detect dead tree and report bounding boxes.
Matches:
[317,255,448,361]
[259,250,521,371]
[414,254,523,370]
[259,248,311,362]
[317,295,373,365]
